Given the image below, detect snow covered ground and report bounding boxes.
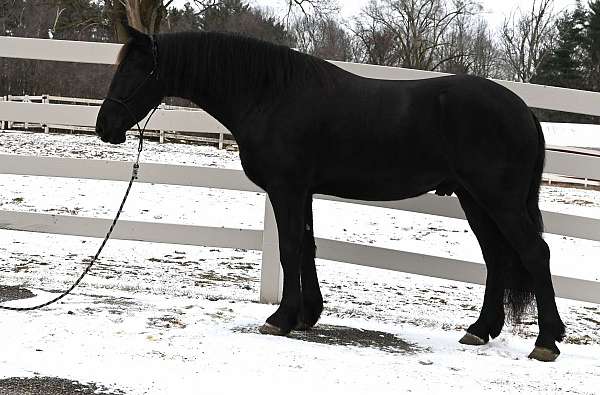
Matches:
[543,122,600,150]
[0,126,599,394]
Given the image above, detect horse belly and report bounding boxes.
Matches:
[314,155,449,201]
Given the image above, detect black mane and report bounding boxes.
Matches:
[155,31,338,100]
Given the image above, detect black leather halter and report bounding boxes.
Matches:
[104,34,160,133]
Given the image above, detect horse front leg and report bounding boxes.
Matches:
[296,194,324,330]
[259,187,307,336]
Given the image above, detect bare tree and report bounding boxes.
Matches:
[351,0,478,71]
[470,21,501,78]
[436,5,474,74]
[293,16,352,61]
[283,0,339,24]
[192,0,232,17]
[350,2,399,66]
[436,11,501,78]
[500,0,556,82]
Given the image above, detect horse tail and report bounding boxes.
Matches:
[527,111,546,235]
[503,111,544,323]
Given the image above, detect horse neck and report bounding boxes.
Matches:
[156,33,337,134]
[155,34,225,128]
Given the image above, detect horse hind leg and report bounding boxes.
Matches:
[456,188,510,345]
[463,183,565,361]
[491,208,565,361]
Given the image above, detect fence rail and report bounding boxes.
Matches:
[1,154,598,241]
[2,36,600,116]
[1,36,599,305]
[0,100,235,147]
[0,154,599,304]
[0,94,234,147]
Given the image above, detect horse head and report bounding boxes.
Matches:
[96,25,163,144]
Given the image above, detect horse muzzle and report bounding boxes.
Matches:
[95,117,127,145]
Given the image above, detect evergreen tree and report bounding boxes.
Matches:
[588,0,600,91]
[533,1,587,89]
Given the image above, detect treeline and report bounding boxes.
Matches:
[0,0,295,98]
[1,0,600,121]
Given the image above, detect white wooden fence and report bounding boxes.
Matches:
[1,36,599,305]
[1,93,235,148]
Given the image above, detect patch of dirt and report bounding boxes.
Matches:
[0,377,125,395]
[88,295,137,306]
[0,285,35,303]
[234,324,422,354]
[565,334,595,345]
[147,315,187,329]
[190,269,253,287]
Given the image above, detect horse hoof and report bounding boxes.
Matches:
[528,346,559,362]
[459,332,487,346]
[259,323,286,336]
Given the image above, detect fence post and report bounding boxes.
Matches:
[157,103,165,144]
[218,131,224,150]
[260,195,283,304]
[6,96,11,129]
[0,95,4,130]
[42,94,49,133]
[23,95,30,130]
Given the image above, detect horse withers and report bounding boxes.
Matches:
[96,25,566,362]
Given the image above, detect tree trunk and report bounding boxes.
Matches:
[106,0,164,43]
[126,0,164,34]
[106,0,129,43]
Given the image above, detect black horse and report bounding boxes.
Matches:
[96,25,566,362]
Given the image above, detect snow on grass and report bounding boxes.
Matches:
[0,127,599,394]
[543,122,600,149]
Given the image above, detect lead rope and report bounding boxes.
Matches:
[0,107,158,311]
